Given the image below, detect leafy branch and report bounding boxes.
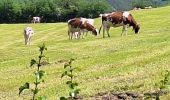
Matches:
[60,58,80,100]
[145,70,170,100]
[19,43,48,100]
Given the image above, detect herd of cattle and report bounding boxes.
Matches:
[24,11,140,45]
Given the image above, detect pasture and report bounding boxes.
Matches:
[0,6,170,100]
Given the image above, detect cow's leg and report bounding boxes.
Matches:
[103,25,105,38]
[25,37,29,45]
[106,27,110,37]
[24,34,27,45]
[85,31,88,36]
[28,37,31,45]
[82,30,85,39]
[24,34,29,45]
[25,37,27,45]
[68,30,72,40]
[77,32,81,39]
[124,25,128,36]
[68,31,70,40]
[70,32,73,40]
[121,25,125,36]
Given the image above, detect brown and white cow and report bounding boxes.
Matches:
[80,18,94,36]
[32,17,41,24]
[24,27,34,45]
[99,11,140,37]
[68,18,98,39]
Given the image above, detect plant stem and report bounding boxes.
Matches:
[32,51,43,100]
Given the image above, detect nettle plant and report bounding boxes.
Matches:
[145,70,170,100]
[19,43,48,100]
[60,58,80,100]
[159,70,170,90]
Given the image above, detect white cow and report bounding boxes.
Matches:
[32,17,40,24]
[24,27,34,45]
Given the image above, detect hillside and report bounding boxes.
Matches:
[107,0,132,10]
[107,0,170,10]
[0,6,170,100]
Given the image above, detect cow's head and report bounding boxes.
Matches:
[134,24,140,34]
[92,28,98,36]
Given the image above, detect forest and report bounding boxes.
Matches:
[0,0,169,23]
[0,0,113,23]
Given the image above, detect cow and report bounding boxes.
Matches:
[24,27,34,45]
[79,18,94,36]
[133,7,141,10]
[32,17,41,24]
[145,6,152,9]
[68,18,98,40]
[99,11,140,37]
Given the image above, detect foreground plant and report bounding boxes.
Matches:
[60,58,80,100]
[19,43,48,100]
[145,70,170,100]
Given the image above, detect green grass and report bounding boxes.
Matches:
[0,6,170,100]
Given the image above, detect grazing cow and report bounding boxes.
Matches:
[133,7,141,10]
[32,17,40,24]
[99,11,140,37]
[24,27,34,45]
[68,18,98,39]
[80,18,94,36]
[145,6,152,9]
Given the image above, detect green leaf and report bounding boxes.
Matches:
[39,43,47,52]
[64,63,69,69]
[35,70,45,80]
[30,59,37,67]
[70,82,78,89]
[67,74,73,78]
[66,81,72,85]
[61,71,67,78]
[60,97,67,100]
[32,88,39,94]
[19,82,29,95]
[70,68,76,72]
[39,55,45,59]
[70,58,75,62]
[69,89,80,98]
[38,96,48,100]
[74,89,80,94]
[34,82,41,85]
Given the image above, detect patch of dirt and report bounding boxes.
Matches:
[40,61,50,66]
[90,92,144,100]
[64,90,170,100]
[55,59,68,64]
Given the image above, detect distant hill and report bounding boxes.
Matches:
[107,0,170,11]
[107,0,132,11]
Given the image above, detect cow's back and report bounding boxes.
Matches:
[110,12,123,24]
[68,18,81,27]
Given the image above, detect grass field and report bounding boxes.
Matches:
[0,6,170,100]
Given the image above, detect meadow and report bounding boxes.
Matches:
[0,6,170,100]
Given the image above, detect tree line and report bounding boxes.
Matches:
[131,0,170,9]
[0,0,113,23]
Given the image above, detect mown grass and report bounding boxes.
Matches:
[0,6,170,100]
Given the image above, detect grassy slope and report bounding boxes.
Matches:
[0,6,170,100]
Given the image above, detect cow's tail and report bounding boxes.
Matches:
[99,24,103,34]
